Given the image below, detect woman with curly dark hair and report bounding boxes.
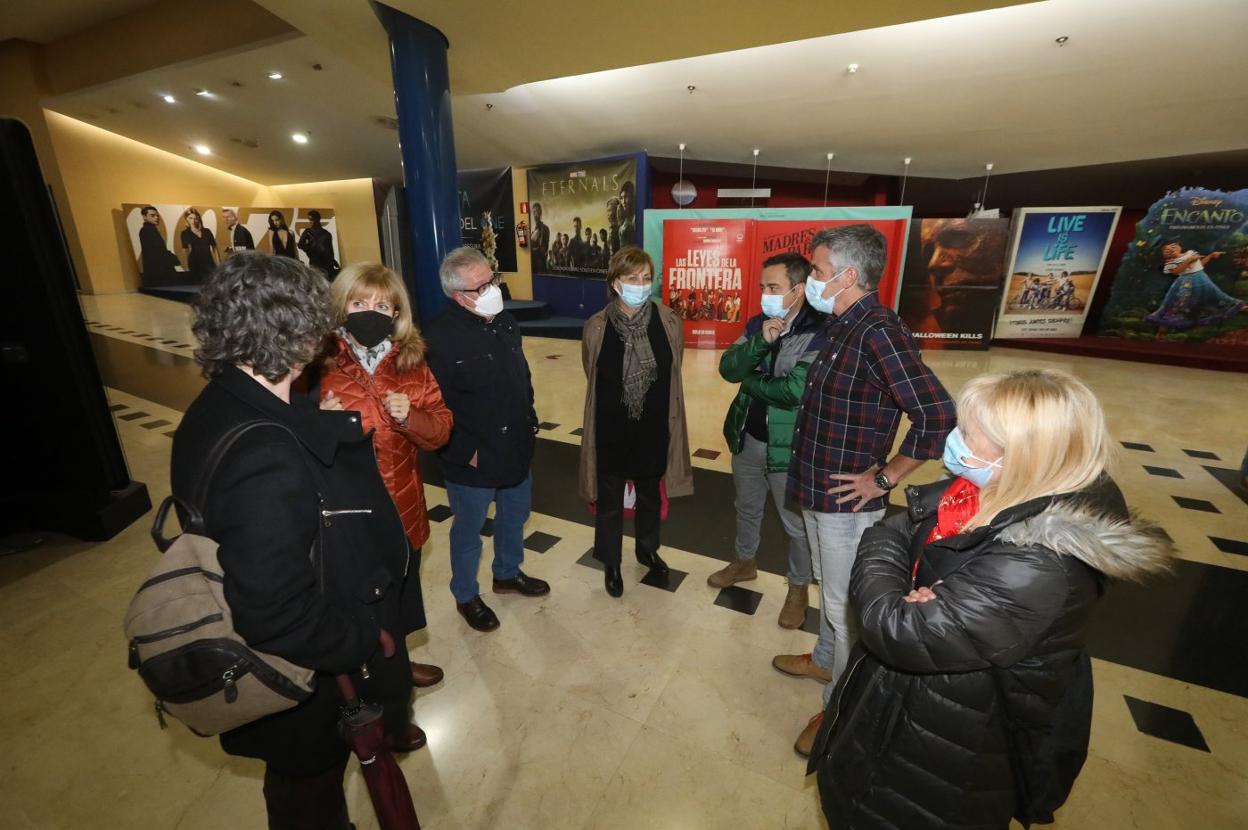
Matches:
[171,251,413,830]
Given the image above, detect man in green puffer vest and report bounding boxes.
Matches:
[713,253,827,629]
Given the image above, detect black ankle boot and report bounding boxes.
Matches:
[638,551,669,578]
[604,565,623,597]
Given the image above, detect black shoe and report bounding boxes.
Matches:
[492,570,551,597]
[604,565,623,598]
[638,551,670,578]
[456,596,500,632]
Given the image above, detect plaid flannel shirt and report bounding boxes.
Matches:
[787,294,955,514]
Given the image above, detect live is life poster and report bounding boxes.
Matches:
[995,207,1121,338]
[663,220,754,348]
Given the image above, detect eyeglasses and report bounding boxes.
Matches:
[462,273,502,297]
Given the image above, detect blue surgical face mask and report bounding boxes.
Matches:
[804,266,851,314]
[617,282,651,308]
[942,427,1003,487]
[760,285,797,319]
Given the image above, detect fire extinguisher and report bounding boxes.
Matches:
[516,220,528,248]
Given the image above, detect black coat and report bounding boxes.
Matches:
[425,303,537,488]
[170,366,412,775]
[810,476,1173,829]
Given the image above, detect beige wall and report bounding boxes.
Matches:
[502,166,534,300]
[41,112,381,294]
[45,112,268,293]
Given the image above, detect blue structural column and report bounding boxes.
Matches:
[372,3,461,325]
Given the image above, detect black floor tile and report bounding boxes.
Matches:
[801,605,821,636]
[640,567,687,592]
[1203,465,1248,507]
[538,421,559,430]
[524,531,560,554]
[693,448,721,460]
[1123,696,1210,752]
[1172,496,1220,514]
[714,585,762,615]
[1210,537,1248,557]
[1143,466,1182,479]
[570,427,584,437]
[576,548,604,571]
[480,517,494,537]
[426,504,452,522]
[141,419,172,430]
[108,404,126,412]
[118,411,149,421]
[1121,441,1154,452]
[1183,449,1220,460]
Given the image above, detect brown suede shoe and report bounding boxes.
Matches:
[410,662,444,688]
[386,723,427,753]
[707,558,758,588]
[777,583,809,630]
[772,652,835,683]
[795,712,823,757]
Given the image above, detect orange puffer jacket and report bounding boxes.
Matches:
[321,334,453,550]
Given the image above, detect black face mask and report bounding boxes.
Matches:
[344,310,394,349]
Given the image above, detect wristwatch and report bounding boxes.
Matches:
[874,470,896,492]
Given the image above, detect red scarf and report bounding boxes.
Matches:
[926,477,981,543]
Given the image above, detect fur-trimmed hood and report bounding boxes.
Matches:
[998,501,1175,583]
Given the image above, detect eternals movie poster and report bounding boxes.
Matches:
[122,203,340,288]
[897,218,1010,350]
[526,157,639,279]
[995,207,1121,339]
[1097,188,1248,346]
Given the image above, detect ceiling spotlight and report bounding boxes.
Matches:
[985,162,994,171]
[904,157,912,165]
[827,152,835,161]
[267,71,284,80]
[485,102,493,110]
[752,148,760,157]
[162,94,176,104]
[195,88,209,97]
[679,143,686,151]
[687,85,696,93]
[193,144,211,155]
[1055,35,1069,45]
[291,132,309,144]
[847,63,860,74]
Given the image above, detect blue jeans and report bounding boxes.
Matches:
[444,476,532,604]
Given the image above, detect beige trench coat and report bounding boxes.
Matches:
[577,301,694,504]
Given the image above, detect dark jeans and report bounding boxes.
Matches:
[262,756,351,830]
[593,472,661,568]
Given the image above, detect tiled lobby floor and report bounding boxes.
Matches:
[0,293,1244,828]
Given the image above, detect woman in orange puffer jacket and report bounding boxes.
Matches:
[319,262,453,753]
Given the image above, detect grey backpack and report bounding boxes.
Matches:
[123,421,318,736]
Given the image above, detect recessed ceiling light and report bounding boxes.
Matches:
[1055,35,1069,45]
[195,89,210,97]
[291,132,309,144]
[847,63,860,74]
[193,144,211,155]
[162,94,176,104]
[267,71,284,80]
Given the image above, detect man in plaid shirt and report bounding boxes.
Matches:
[771,225,956,757]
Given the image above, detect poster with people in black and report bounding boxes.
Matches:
[457,167,516,273]
[122,204,343,288]
[527,157,639,279]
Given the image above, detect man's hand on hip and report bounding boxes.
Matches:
[826,469,887,512]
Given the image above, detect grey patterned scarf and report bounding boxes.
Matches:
[605,298,657,420]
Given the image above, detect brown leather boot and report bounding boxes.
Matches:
[772,652,835,683]
[795,712,823,757]
[707,558,758,588]
[777,582,809,630]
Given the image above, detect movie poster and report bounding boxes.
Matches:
[898,218,1010,350]
[458,167,516,273]
[526,156,639,279]
[1097,188,1248,346]
[122,204,341,288]
[753,217,910,313]
[663,219,754,348]
[995,207,1121,339]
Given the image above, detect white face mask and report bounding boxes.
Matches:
[759,285,797,319]
[468,283,504,317]
[804,266,852,314]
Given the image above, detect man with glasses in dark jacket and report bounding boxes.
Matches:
[425,247,550,633]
